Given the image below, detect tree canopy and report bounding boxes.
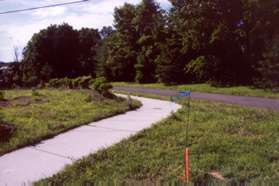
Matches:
[1,0,279,89]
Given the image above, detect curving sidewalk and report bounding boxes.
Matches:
[0,95,181,186]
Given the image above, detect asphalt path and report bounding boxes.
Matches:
[114,86,279,110]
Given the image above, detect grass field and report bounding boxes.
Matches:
[0,89,140,156]
[38,91,279,185]
[113,82,279,99]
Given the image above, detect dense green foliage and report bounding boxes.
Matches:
[38,94,279,184]
[1,24,100,87]
[46,76,113,97]
[0,91,4,100]
[47,76,93,89]
[1,0,278,89]
[0,89,140,155]
[92,77,113,97]
[100,0,278,87]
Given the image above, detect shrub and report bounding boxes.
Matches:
[61,78,71,88]
[47,76,93,89]
[48,78,60,88]
[255,37,279,91]
[48,78,72,88]
[0,123,16,143]
[37,81,45,89]
[0,91,4,101]
[92,77,113,97]
[72,77,80,89]
[84,94,92,102]
[185,56,208,82]
[31,88,40,97]
[79,76,92,89]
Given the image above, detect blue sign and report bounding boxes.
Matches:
[179,91,191,97]
[171,91,191,102]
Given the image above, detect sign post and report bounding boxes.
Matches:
[171,90,191,183]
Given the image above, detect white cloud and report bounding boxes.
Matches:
[32,7,66,18]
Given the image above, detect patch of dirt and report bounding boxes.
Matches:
[208,171,225,181]
[0,96,48,108]
[0,123,16,143]
[85,90,116,102]
[0,100,10,107]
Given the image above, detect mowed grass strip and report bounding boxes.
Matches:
[38,92,279,184]
[113,82,279,99]
[0,89,140,156]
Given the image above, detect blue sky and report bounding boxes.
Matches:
[0,0,171,62]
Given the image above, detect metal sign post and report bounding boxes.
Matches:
[171,90,191,183]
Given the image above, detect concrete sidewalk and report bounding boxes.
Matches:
[0,95,181,186]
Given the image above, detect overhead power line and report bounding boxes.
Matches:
[0,0,89,15]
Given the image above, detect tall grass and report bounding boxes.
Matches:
[38,93,279,184]
[0,89,140,156]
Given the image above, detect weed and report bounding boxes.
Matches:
[0,91,5,100]
[0,89,140,155]
[38,93,279,184]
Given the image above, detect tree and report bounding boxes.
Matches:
[104,32,137,81]
[134,0,165,83]
[166,0,254,85]
[21,24,101,86]
[77,28,101,77]
[256,36,279,89]
[251,0,279,89]
[13,46,20,63]
[100,3,138,81]
[99,26,114,39]
[22,23,79,86]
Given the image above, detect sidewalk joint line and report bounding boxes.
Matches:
[32,147,76,161]
[88,125,137,133]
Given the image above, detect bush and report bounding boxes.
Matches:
[92,77,113,97]
[0,91,4,101]
[72,77,81,89]
[61,78,71,88]
[48,78,60,88]
[47,76,93,89]
[31,88,40,97]
[185,56,208,82]
[255,37,279,90]
[79,76,92,89]
[0,123,16,143]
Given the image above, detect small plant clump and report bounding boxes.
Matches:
[0,111,16,143]
[92,77,113,98]
[0,91,5,101]
[47,76,93,89]
[84,94,92,102]
[0,123,16,143]
[31,88,40,97]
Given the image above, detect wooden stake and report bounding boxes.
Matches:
[184,148,190,183]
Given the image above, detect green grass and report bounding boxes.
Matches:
[113,82,279,99]
[0,89,140,156]
[38,91,279,185]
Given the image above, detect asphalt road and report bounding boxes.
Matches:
[114,86,279,111]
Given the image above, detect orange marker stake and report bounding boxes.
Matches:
[184,148,190,183]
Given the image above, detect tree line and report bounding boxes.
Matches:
[1,0,278,89]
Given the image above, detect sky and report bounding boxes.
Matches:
[0,0,171,62]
